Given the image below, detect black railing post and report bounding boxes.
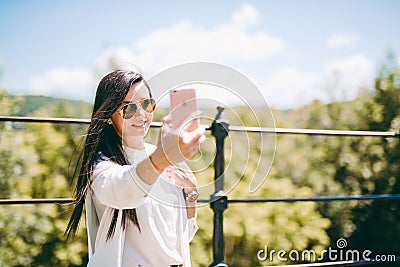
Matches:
[209,106,229,267]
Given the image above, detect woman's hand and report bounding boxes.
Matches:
[164,165,197,191]
[150,114,205,171]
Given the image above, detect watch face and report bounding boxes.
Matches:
[187,190,199,202]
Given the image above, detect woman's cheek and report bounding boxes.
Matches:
[147,113,153,126]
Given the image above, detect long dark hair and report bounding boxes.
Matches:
[66,69,152,240]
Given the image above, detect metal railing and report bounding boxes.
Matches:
[1,111,399,267]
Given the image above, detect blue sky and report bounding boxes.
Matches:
[1,0,399,109]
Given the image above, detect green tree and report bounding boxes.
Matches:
[272,52,400,260]
[0,93,90,266]
[347,53,400,255]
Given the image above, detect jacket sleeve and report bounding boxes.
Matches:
[176,161,199,242]
[187,217,199,242]
[91,160,154,209]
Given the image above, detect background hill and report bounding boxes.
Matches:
[8,94,93,118]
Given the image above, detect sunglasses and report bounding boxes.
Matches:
[118,98,156,119]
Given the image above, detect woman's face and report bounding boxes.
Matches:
[110,81,154,140]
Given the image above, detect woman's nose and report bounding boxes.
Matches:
[135,104,148,117]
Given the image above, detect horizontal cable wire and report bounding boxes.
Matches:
[224,194,400,203]
[229,125,399,137]
[0,198,75,205]
[1,194,400,205]
[0,116,91,124]
[0,116,398,137]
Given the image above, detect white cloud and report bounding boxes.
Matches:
[94,46,139,77]
[26,6,375,109]
[28,68,96,101]
[263,68,323,108]
[96,4,285,75]
[326,33,359,48]
[27,4,285,102]
[323,53,375,99]
[261,54,375,109]
[231,3,261,28]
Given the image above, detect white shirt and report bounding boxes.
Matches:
[85,143,198,267]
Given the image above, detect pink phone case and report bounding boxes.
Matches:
[170,89,199,130]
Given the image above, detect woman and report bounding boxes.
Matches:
[66,69,205,266]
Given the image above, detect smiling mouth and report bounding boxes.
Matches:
[132,121,146,127]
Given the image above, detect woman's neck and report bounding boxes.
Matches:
[123,136,145,150]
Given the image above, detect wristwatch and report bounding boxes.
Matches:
[183,189,199,202]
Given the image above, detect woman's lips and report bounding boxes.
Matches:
[131,121,146,127]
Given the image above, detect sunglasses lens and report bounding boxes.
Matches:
[142,98,156,113]
[122,103,137,119]
[120,99,155,119]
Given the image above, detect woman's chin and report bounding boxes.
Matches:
[123,133,146,139]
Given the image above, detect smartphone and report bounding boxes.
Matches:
[169,88,199,131]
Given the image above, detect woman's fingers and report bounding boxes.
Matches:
[162,114,171,124]
[182,123,205,143]
[158,112,206,165]
[180,125,205,159]
[166,166,197,188]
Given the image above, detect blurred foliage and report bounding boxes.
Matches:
[0,93,90,266]
[0,53,399,266]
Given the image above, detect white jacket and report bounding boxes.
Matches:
[85,143,198,266]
